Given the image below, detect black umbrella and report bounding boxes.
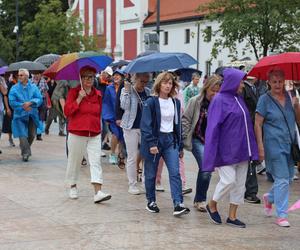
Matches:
[0,58,7,67]
[7,60,47,73]
[174,68,202,82]
[109,60,130,69]
[34,54,61,67]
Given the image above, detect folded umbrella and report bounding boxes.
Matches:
[7,60,46,73]
[248,52,300,80]
[43,51,113,80]
[34,54,61,67]
[124,52,197,73]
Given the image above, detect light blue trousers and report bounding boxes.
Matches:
[268,170,294,218]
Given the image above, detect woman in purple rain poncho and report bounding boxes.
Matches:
[203,68,258,228]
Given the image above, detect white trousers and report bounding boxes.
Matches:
[212,161,248,205]
[123,128,141,186]
[65,133,103,185]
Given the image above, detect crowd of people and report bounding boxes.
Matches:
[0,62,299,227]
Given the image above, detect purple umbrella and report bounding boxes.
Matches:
[0,66,8,75]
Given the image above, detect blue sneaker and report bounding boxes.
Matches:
[226,218,246,228]
[206,205,222,224]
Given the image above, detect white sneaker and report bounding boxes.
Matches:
[94,190,112,203]
[293,174,299,180]
[69,187,78,199]
[139,185,146,194]
[194,202,207,212]
[156,184,165,192]
[128,184,140,195]
[109,154,118,164]
[101,151,106,157]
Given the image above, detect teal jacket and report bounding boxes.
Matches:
[9,81,43,137]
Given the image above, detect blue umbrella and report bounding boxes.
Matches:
[124,52,197,73]
[174,68,202,82]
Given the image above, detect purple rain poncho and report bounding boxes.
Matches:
[202,68,258,172]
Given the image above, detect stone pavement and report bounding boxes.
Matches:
[0,126,300,250]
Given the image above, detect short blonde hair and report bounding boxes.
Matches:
[152,72,179,98]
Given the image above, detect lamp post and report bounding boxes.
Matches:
[15,0,19,62]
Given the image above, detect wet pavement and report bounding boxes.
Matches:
[0,124,299,250]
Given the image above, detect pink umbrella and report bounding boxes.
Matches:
[287,200,300,212]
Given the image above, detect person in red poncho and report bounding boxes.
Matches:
[64,65,111,204]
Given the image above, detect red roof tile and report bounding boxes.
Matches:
[144,0,212,25]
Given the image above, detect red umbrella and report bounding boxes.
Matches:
[248,52,300,81]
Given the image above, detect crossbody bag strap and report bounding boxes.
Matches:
[267,93,293,142]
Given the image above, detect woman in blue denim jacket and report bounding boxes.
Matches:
[140,72,190,217]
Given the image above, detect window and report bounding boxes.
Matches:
[185,29,190,44]
[96,8,104,35]
[164,31,168,45]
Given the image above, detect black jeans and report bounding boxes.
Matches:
[245,161,258,197]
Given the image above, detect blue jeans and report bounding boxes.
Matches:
[268,168,294,218]
[191,138,211,203]
[144,133,183,206]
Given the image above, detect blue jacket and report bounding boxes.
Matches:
[140,96,183,160]
[9,81,43,138]
[102,84,116,122]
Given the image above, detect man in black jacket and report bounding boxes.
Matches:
[241,76,267,204]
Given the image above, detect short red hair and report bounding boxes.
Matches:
[80,66,97,76]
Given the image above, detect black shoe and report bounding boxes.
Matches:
[226,218,246,228]
[182,187,192,195]
[245,195,261,204]
[22,154,29,162]
[45,129,49,135]
[206,204,222,224]
[102,143,111,151]
[59,132,66,136]
[36,135,42,141]
[146,202,160,213]
[173,204,190,217]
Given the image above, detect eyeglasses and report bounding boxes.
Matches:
[18,74,24,77]
[81,75,95,81]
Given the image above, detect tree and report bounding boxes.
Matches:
[0,31,14,63]
[0,0,85,63]
[21,0,97,60]
[199,0,300,60]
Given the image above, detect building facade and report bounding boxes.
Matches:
[69,0,255,75]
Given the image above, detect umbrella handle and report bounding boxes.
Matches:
[79,73,83,89]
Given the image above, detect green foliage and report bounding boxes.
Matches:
[0,0,98,63]
[199,0,300,60]
[22,0,98,60]
[0,31,14,63]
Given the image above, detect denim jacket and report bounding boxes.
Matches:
[140,96,183,160]
[120,86,151,129]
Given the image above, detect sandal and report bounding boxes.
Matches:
[118,154,126,170]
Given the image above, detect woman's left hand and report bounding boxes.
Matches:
[292,96,300,107]
[179,150,184,158]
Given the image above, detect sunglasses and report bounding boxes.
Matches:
[81,75,95,81]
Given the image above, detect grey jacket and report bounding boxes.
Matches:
[182,94,202,151]
[120,86,151,129]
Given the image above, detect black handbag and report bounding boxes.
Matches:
[267,93,300,162]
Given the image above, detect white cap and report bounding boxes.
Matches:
[103,66,113,76]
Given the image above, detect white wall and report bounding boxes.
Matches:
[116,0,148,59]
[142,19,255,75]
